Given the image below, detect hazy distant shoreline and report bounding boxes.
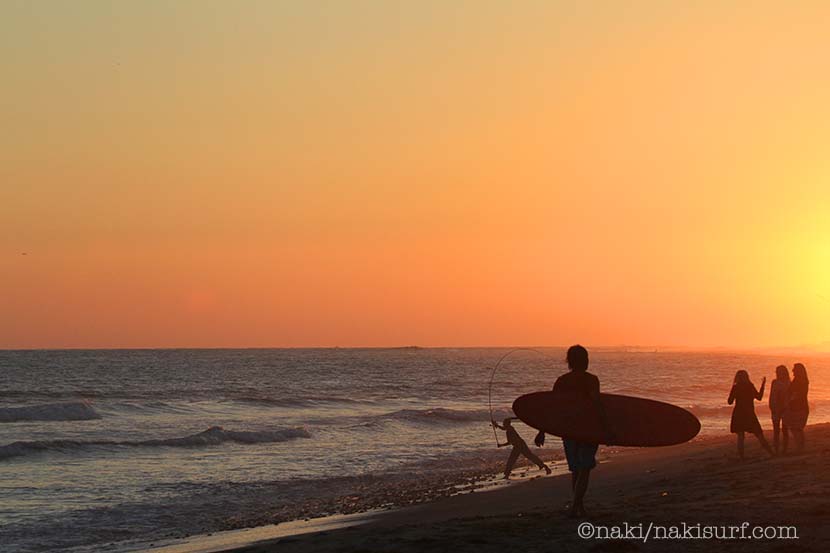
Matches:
[2,345,829,354]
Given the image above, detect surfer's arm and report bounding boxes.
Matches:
[492,421,505,430]
[727,386,736,405]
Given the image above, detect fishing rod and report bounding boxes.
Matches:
[487,347,551,446]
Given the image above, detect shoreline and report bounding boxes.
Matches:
[141,449,570,552]
[146,422,830,552]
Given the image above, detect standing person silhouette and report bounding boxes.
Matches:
[784,363,809,453]
[492,417,552,479]
[769,365,791,454]
[534,345,612,518]
[728,370,773,459]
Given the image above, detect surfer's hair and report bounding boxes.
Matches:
[775,365,790,383]
[566,345,589,372]
[734,369,750,385]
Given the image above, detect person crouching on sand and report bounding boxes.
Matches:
[492,417,552,479]
[728,370,774,460]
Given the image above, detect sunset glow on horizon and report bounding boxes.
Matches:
[3,1,830,349]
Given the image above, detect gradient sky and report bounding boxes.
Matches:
[2,1,829,349]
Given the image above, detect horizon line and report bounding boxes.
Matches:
[1,344,829,354]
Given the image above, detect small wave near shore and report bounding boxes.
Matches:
[0,426,310,461]
[0,401,101,423]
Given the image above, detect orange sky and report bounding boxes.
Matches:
[2,1,829,349]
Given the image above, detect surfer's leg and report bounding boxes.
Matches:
[567,470,580,516]
[564,439,578,490]
[504,447,520,478]
[736,432,745,460]
[573,469,591,516]
[781,422,789,453]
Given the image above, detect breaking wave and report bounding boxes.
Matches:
[0,426,310,461]
[382,407,515,424]
[0,402,102,423]
[230,395,372,407]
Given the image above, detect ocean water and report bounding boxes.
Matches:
[1,348,827,552]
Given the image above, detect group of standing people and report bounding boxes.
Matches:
[492,348,814,519]
[729,363,810,459]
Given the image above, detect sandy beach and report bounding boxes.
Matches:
[217,423,830,553]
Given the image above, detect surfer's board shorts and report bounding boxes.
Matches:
[563,439,598,471]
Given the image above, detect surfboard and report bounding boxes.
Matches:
[512,391,700,447]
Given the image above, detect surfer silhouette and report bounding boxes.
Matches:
[533,345,611,518]
[728,370,774,459]
[492,417,552,479]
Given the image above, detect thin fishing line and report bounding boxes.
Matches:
[487,347,552,446]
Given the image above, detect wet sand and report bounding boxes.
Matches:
[216,423,830,552]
